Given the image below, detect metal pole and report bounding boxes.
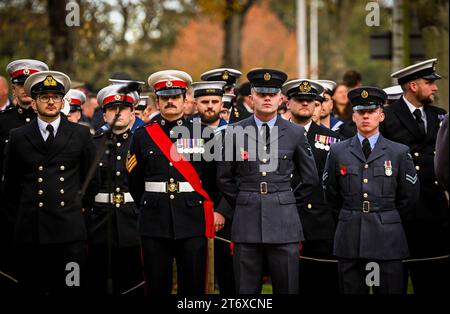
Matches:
[297,0,307,77]
[392,0,404,84]
[310,0,319,79]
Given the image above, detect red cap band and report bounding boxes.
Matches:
[103,94,134,105]
[10,68,39,78]
[70,98,82,105]
[154,80,188,90]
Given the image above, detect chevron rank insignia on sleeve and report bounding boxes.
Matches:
[406,173,418,184]
[126,153,137,173]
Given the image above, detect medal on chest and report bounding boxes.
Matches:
[176,138,205,154]
[384,160,392,176]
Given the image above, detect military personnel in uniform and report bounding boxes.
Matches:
[87,84,143,295]
[383,85,403,107]
[109,78,146,133]
[317,80,343,131]
[217,68,319,294]
[3,71,96,294]
[97,79,146,135]
[229,82,253,123]
[64,89,86,124]
[191,81,235,294]
[1,59,49,291]
[282,79,340,294]
[127,70,217,294]
[323,86,419,294]
[201,68,242,95]
[380,59,449,294]
[134,95,149,121]
[220,93,235,123]
[1,61,49,203]
[1,60,49,148]
[191,81,228,128]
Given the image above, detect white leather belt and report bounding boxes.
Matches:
[95,192,134,204]
[145,181,195,193]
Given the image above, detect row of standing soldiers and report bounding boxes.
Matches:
[0,58,448,295]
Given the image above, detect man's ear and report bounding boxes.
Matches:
[31,99,37,111]
[409,81,418,93]
[379,111,385,123]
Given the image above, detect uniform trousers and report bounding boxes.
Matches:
[214,236,235,294]
[233,242,299,294]
[338,258,403,294]
[141,236,207,294]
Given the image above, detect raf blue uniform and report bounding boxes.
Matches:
[281,79,341,294]
[217,69,319,294]
[323,87,419,294]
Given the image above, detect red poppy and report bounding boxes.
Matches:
[241,150,249,160]
[340,165,347,176]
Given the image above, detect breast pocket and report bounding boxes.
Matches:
[340,166,359,196]
[145,149,167,170]
[97,159,109,179]
[373,166,397,196]
[276,151,293,174]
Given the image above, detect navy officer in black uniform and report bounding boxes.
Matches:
[282,78,340,294]
[380,58,449,294]
[3,70,97,294]
[87,84,143,295]
[0,60,49,290]
[323,86,419,294]
[217,68,319,294]
[127,70,217,294]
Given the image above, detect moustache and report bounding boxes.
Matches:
[165,104,177,109]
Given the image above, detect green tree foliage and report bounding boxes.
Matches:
[0,0,195,92]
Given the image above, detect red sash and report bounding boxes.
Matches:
[145,123,215,239]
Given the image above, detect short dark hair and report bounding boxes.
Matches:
[343,70,362,88]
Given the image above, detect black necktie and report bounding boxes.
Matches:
[46,124,55,147]
[261,123,270,151]
[362,138,371,160]
[413,109,426,136]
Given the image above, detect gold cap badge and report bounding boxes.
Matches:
[299,81,312,93]
[43,75,57,87]
[264,73,271,81]
[166,80,173,88]
[361,90,369,98]
[23,69,30,75]
[114,95,121,101]
[222,70,229,80]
